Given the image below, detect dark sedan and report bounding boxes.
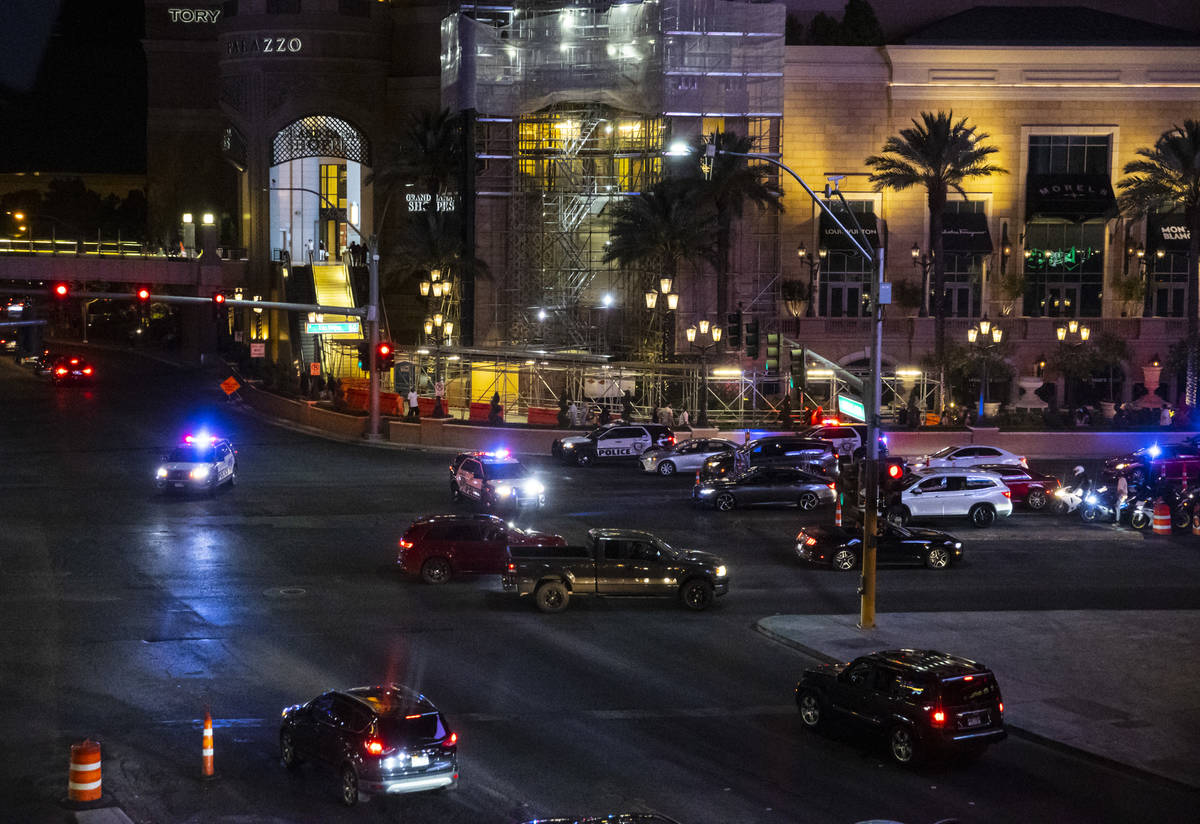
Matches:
[50,355,94,384]
[975,463,1060,509]
[795,521,963,570]
[693,466,836,512]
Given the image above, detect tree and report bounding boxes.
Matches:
[680,132,782,335]
[604,179,717,360]
[841,0,885,46]
[1117,120,1200,405]
[866,111,1006,407]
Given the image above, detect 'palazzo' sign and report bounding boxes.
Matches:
[226,36,304,56]
[168,8,221,23]
[406,194,457,213]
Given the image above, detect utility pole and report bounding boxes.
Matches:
[366,234,381,440]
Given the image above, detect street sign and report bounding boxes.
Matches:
[434,380,445,397]
[220,376,241,395]
[305,321,360,334]
[836,394,865,422]
[309,362,321,376]
[250,342,265,358]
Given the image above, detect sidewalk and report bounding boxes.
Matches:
[756,610,1200,789]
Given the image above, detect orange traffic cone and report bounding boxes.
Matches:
[201,709,214,778]
[835,492,843,527]
[68,739,102,802]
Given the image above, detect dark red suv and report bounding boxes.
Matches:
[397,514,564,584]
[974,464,1060,510]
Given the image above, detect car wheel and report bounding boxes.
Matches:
[575,452,593,467]
[1131,510,1151,530]
[421,557,452,585]
[680,579,714,611]
[925,547,951,570]
[715,492,736,512]
[280,731,301,770]
[886,506,909,526]
[969,504,995,528]
[831,548,858,571]
[340,764,360,806]
[1026,488,1047,510]
[534,581,569,613]
[797,491,820,511]
[797,689,824,729]
[657,460,677,477]
[450,483,462,502]
[888,725,920,765]
[228,469,238,487]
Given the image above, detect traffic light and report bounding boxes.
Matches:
[51,282,69,299]
[376,341,395,370]
[357,342,370,371]
[765,332,780,374]
[744,319,760,359]
[882,459,906,495]
[135,287,151,302]
[211,291,227,321]
[726,311,742,349]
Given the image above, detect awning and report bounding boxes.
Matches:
[819,209,882,253]
[941,211,993,254]
[1026,174,1119,222]
[1147,209,1192,254]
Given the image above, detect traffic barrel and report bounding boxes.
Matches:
[834,491,843,527]
[202,709,214,778]
[68,739,101,802]
[1152,502,1172,535]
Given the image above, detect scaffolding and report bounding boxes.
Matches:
[444,0,786,357]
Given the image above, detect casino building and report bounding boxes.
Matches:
[142,0,1200,411]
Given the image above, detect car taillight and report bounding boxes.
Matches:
[931,709,946,726]
[1019,456,1028,467]
[364,739,384,756]
[805,537,817,546]
[82,367,93,375]
[507,562,516,573]
[998,702,1004,714]
[442,732,457,747]
[398,539,413,549]
[827,482,836,489]
[1002,489,1011,498]
[55,367,67,375]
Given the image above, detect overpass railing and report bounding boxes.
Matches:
[0,236,248,260]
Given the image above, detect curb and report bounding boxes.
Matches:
[752,618,1200,793]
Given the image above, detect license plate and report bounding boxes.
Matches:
[411,753,429,767]
[173,482,185,488]
[962,712,988,727]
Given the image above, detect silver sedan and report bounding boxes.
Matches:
[640,437,739,476]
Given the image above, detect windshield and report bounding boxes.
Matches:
[485,462,529,480]
[167,446,215,462]
[898,474,923,490]
[929,446,957,459]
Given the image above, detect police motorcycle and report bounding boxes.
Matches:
[1051,466,1089,515]
[1080,484,1119,523]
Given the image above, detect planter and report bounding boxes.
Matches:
[1100,401,1116,420]
[983,402,1001,419]
[1014,376,1048,410]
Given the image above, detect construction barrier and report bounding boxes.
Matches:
[1152,502,1172,536]
[68,739,102,802]
[469,402,502,422]
[526,406,561,426]
[834,492,843,527]
[202,710,214,778]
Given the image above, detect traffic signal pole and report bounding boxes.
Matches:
[366,235,381,440]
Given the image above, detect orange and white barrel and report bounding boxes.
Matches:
[68,740,101,802]
[202,710,214,778]
[1152,503,1172,535]
[834,492,843,527]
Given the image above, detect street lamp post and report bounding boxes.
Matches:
[796,243,826,317]
[419,268,455,418]
[267,185,382,440]
[966,318,1004,420]
[644,277,679,361]
[911,242,933,317]
[686,321,721,427]
[1055,321,1091,411]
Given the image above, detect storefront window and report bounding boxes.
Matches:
[818,199,876,318]
[1023,221,1105,317]
[1149,252,1187,317]
[941,200,987,317]
[1028,135,1110,175]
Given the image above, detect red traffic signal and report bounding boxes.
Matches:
[376,342,392,357]
[886,462,904,480]
[212,292,226,304]
[52,283,69,298]
[136,287,151,301]
[376,341,395,370]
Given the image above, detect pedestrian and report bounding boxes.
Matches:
[650,405,659,427]
[557,395,570,427]
[306,238,314,259]
[622,390,635,422]
[488,391,503,425]
[1160,404,1172,428]
[568,400,580,427]
[599,405,611,426]
[318,240,328,261]
[677,408,690,429]
[661,404,674,426]
[407,387,419,420]
[1114,472,1129,524]
[779,394,792,428]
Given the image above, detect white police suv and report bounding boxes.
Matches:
[554,423,674,466]
[155,435,238,494]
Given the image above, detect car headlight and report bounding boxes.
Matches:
[1115,462,1128,470]
[715,565,727,577]
[563,443,574,449]
[494,484,513,497]
[190,466,210,480]
[954,542,962,549]
[698,488,715,496]
[1054,488,1066,498]
[156,467,168,479]
[523,479,545,495]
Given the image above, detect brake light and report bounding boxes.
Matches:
[1002,489,1011,498]
[443,732,457,746]
[827,483,836,489]
[998,702,1004,713]
[69,358,79,365]
[405,713,421,719]
[804,537,817,546]
[398,539,413,549]
[931,709,945,726]
[1019,456,1028,467]
[667,436,676,445]
[963,675,973,681]
[55,367,67,375]
[82,367,93,375]
[507,562,516,573]
[364,739,384,756]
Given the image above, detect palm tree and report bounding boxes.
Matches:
[367,107,461,229]
[1117,120,1200,405]
[603,178,717,360]
[682,132,782,330]
[866,111,1006,405]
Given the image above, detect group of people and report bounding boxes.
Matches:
[554,392,691,428]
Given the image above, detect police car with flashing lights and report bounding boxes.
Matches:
[553,423,674,466]
[155,435,238,494]
[450,449,545,511]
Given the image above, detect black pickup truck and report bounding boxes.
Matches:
[502,528,729,613]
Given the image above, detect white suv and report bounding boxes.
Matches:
[885,468,1012,528]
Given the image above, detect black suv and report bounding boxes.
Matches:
[280,685,459,806]
[698,436,836,481]
[794,649,1006,765]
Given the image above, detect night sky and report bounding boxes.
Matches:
[0,0,146,174]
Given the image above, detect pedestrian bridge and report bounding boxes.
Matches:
[0,245,247,290]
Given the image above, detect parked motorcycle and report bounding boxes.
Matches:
[1080,485,1116,523]
[1128,492,1157,530]
[1051,483,1085,515]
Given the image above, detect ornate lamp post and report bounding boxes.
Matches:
[686,321,721,427]
[644,277,679,361]
[911,242,934,317]
[795,243,826,317]
[967,317,1003,420]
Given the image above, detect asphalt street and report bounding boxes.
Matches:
[1,348,1197,823]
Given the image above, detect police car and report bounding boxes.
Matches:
[450,449,545,510]
[155,435,238,494]
[554,423,674,466]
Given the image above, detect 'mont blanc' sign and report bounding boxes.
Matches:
[168,8,222,23]
[406,194,457,213]
[226,36,304,56]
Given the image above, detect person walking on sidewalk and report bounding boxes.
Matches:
[1114,473,1128,524]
